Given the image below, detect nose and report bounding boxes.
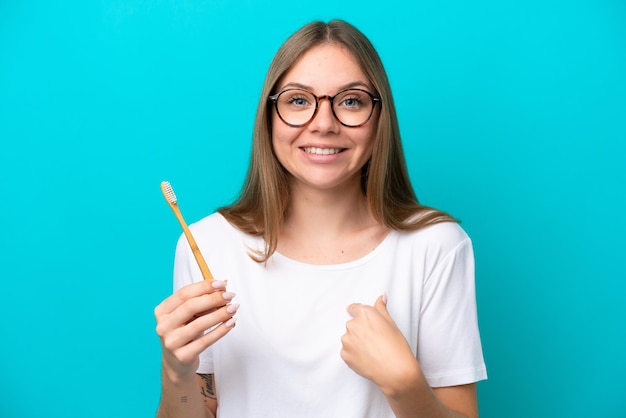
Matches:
[308,96,340,133]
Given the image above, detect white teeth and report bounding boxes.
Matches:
[303,147,343,155]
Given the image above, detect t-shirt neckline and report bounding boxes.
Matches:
[271,229,398,271]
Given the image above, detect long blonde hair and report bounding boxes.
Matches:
[219,20,455,262]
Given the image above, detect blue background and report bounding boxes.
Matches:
[1,1,625,417]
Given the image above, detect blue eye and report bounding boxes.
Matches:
[292,98,308,106]
[339,95,364,109]
[285,94,312,107]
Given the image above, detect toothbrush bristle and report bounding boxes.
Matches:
[161,181,177,204]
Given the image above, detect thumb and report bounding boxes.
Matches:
[373,293,391,318]
[346,302,364,318]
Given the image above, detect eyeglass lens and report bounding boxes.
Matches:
[275,89,376,127]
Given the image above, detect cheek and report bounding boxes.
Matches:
[361,118,379,154]
[271,116,301,148]
[358,127,377,154]
[270,122,299,170]
[271,115,286,151]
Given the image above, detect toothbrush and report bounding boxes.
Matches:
[160,181,214,281]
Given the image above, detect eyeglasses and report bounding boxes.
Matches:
[268,88,381,128]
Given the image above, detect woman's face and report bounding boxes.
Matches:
[271,44,378,193]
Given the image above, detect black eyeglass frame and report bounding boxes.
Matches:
[268,88,382,128]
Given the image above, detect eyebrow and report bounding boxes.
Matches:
[278,81,373,93]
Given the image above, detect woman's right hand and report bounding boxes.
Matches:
[154,280,238,382]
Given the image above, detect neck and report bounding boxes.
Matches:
[277,177,389,264]
[282,179,374,237]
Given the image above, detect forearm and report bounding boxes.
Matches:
[157,366,214,418]
[380,363,470,418]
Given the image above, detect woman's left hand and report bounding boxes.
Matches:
[340,295,421,395]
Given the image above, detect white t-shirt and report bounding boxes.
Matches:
[173,213,487,418]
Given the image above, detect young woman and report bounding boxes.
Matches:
[155,20,487,418]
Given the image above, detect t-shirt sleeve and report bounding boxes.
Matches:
[417,237,487,387]
[173,234,215,374]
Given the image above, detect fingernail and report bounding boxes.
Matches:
[225,317,237,328]
[226,303,240,314]
[222,291,236,301]
[211,280,226,289]
[382,293,388,305]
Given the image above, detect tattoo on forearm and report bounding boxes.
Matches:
[198,373,217,400]
[180,396,188,403]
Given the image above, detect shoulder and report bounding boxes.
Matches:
[398,221,470,253]
[174,212,259,286]
[176,212,250,254]
[189,212,235,235]
[388,222,473,277]
[191,211,258,240]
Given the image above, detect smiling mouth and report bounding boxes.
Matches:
[302,147,345,155]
